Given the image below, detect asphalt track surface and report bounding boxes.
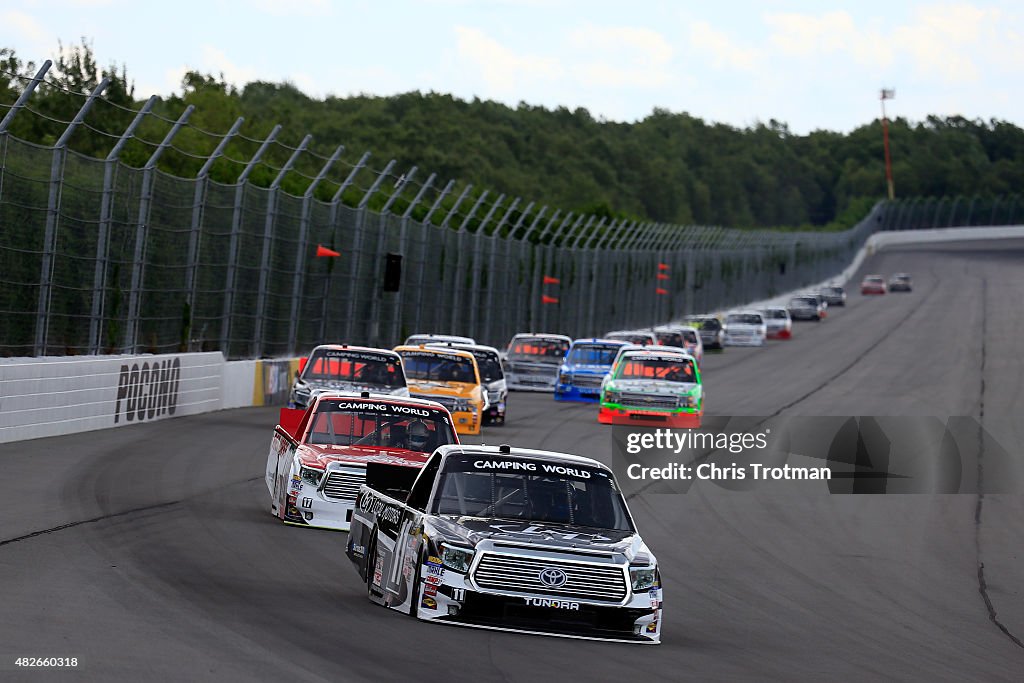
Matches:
[3,240,1024,681]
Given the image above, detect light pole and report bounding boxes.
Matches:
[880,88,895,200]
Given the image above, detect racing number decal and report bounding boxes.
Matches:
[388,511,423,604]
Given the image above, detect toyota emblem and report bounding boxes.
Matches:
[538,567,568,588]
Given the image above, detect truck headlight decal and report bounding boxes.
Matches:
[630,566,657,591]
[300,466,323,486]
[440,543,474,573]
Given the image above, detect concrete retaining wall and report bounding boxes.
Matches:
[0,353,302,444]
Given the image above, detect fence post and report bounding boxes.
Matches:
[633,223,662,327]
[388,171,434,345]
[587,219,621,335]
[34,76,110,356]
[434,184,474,333]
[347,159,397,344]
[468,193,505,338]
[541,213,580,332]
[220,124,281,355]
[122,103,194,353]
[566,215,599,337]
[180,115,244,353]
[287,143,344,355]
[368,165,417,346]
[482,197,520,345]
[319,150,369,342]
[503,203,537,341]
[622,222,651,329]
[451,190,489,334]
[88,95,156,354]
[252,134,311,356]
[412,179,455,334]
[526,210,560,330]
[0,60,51,134]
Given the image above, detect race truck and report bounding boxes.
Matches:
[604,330,657,346]
[654,325,704,364]
[503,333,572,392]
[888,273,913,292]
[722,311,767,346]
[265,392,458,531]
[598,348,703,428]
[860,275,887,295]
[760,307,793,339]
[427,341,508,425]
[787,294,827,321]
[289,345,408,409]
[394,345,486,435]
[554,339,631,403]
[346,444,663,643]
[684,315,724,351]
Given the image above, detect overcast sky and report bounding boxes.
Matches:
[3,0,1022,134]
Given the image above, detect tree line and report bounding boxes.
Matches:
[3,41,1023,231]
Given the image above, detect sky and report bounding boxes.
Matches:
[2,0,1023,134]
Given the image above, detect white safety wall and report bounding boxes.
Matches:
[0,352,224,444]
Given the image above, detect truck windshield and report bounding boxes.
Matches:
[306,400,457,452]
[399,351,478,384]
[616,356,695,382]
[508,338,569,362]
[433,456,634,531]
[472,353,503,383]
[654,331,683,346]
[606,332,653,345]
[302,349,405,389]
[567,344,620,366]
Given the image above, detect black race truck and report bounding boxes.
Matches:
[346,444,663,643]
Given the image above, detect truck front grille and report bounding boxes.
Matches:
[473,553,628,603]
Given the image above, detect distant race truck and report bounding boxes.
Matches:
[554,338,630,403]
[393,345,487,435]
[289,345,408,409]
[599,347,704,428]
[503,333,571,392]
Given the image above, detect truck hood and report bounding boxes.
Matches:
[607,379,698,393]
[432,516,641,557]
[296,443,428,468]
[300,379,405,394]
[407,380,477,398]
[508,359,561,369]
[564,364,612,375]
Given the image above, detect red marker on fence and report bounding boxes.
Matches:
[658,263,670,271]
[316,244,340,258]
[542,295,559,304]
[656,273,670,280]
[542,275,560,285]
[655,288,669,296]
